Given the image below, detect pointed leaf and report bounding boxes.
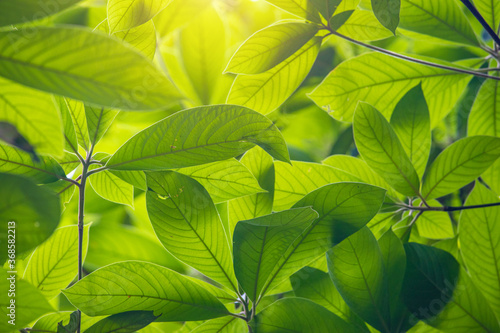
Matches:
[354,102,420,197]
[107,0,171,33]
[146,171,238,291]
[63,261,229,321]
[84,106,118,146]
[473,0,500,33]
[0,27,181,111]
[264,0,322,22]
[310,0,342,19]
[226,22,319,75]
[422,136,500,200]
[336,10,392,40]
[84,311,158,333]
[468,79,500,137]
[106,105,289,170]
[372,0,400,34]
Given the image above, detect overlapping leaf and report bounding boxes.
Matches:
[264,0,322,22]
[0,0,82,26]
[337,10,393,40]
[84,311,158,333]
[107,0,171,33]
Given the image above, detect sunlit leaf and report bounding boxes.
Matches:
[0,0,83,26]
[190,316,247,333]
[473,0,500,32]
[84,105,118,146]
[264,0,322,22]
[371,0,400,34]
[337,10,392,40]
[63,261,229,321]
[107,0,171,33]
[84,311,158,333]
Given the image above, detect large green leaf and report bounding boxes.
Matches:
[468,80,500,137]
[264,0,322,22]
[0,27,181,111]
[84,311,158,333]
[327,227,391,332]
[0,143,66,184]
[401,243,459,321]
[0,78,64,157]
[0,0,82,26]
[0,269,53,332]
[354,102,420,197]
[459,183,500,315]
[227,37,321,115]
[226,22,318,74]
[336,9,393,41]
[106,105,289,170]
[24,224,90,300]
[273,160,358,211]
[107,0,171,33]
[0,173,60,262]
[372,0,400,34]
[290,267,368,331]
[190,316,247,333]
[399,0,479,46]
[175,158,264,204]
[63,261,229,321]
[414,200,454,240]
[473,0,500,32]
[146,171,238,292]
[250,298,359,332]
[228,147,275,238]
[422,136,500,200]
[425,268,500,333]
[308,52,471,126]
[233,207,319,302]
[390,84,431,180]
[258,182,386,299]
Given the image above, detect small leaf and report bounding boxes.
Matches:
[226,22,318,74]
[89,157,135,207]
[227,37,321,114]
[84,311,158,333]
[0,27,181,111]
[371,0,400,34]
[422,136,500,200]
[251,298,359,332]
[106,105,289,170]
[310,0,342,19]
[63,261,229,321]
[84,106,118,146]
[336,10,393,40]
[354,102,420,197]
[107,0,171,33]
[24,224,91,300]
[390,83,431,180]
[146,171,238,291]
[330,10,354,31]
[57,311,78,333]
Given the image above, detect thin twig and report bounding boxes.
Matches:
[397,202,500,212]
[460,0,500,48]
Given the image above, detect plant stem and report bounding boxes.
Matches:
[397,202,500,212]
[460,0,500,48]
[400,211,423,241]
[327,31,500,81]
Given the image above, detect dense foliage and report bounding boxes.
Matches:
[0,0,500,332]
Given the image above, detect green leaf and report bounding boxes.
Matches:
[57,97,89,151]
[371,0,400,34]
[308,52,471,126]
[107,0,171,33]
[327,227,391,332]
[0,173,60,262]
[401,243,459,321]
[84,311,158,333]
[0,143,66,184]
[336,10,392,40]
[251,298,359,332]
[179,7,227,105]
[84,106,118,146]
[106,105,289,170]
[0,0,82,26]
[425,268,500,333]
[290,267,369,331]
[259,183,386,299]
[390,83,431,180]
[190,316,247,333]
[89,162,135,207]
[227,37,321,114]
[323,154,399,198]
[33,312,102,333]
[24,224,91,300]
[57,311,78,333]
[422,136,500,200]
[111,170,147,191]
[468,80,500,137]
[174,158,264,204]
[226,22,318,75]
[0,78,64,157]
[154,0,212,37]
[353,102,420,197]
[459,183,500,315]
[233,207,319,302]
[473,0,500,33]
[146,171,238,291]
[63,261,229,321]
[273,160,358,211]
[0,26,181,111]
[399,0,479,46]
[84,224,185,273]
[330,10,355,31]
[228,147,275,237]
[264,0,322,22]
[55,97,79,154]
[0,269,53,331]
[415,200,454,240]
[310,0,342,19]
